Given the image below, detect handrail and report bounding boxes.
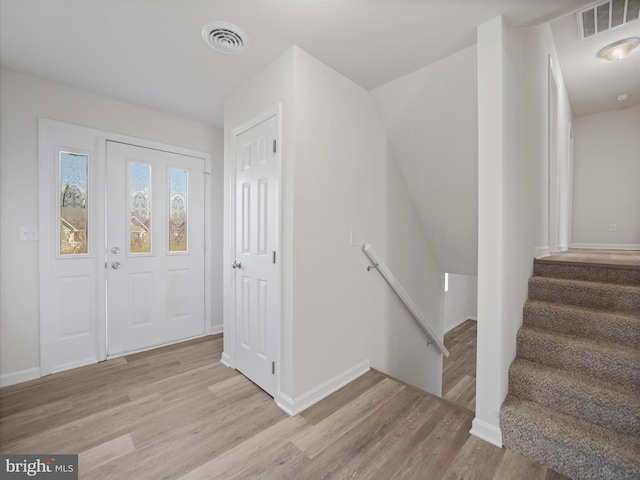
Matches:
[363,244,449,357]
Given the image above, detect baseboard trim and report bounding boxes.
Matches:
[276,359,370,416]
[535,246,550,258]
[220,352,232,368]
[210,324,223,335]
[0,367,41,388]
[570,243,640,251]
[444,316,477,334]
[470,418,503,447]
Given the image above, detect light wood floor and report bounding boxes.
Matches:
[0,335,567,479]
[542,248,640,267]
[442,320,477,412]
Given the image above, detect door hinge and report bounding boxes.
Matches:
[272,251,276,264]
[273,139,277,154]
[272,361,275,374]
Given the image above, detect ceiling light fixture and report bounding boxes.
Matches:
[597,37,640,61]
[617,93,629,101]
[202,21,249,55]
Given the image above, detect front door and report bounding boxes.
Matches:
[106,141,205,356]
[234,114,279,396]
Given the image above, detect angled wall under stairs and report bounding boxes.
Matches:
[500,258,640,479]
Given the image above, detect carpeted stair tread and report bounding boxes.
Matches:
[524,300,640,348]
[501,395,640,479]
[534,260,640,286]
[516,326,640,392]
[509,358,640,438]
[528,276,640,315]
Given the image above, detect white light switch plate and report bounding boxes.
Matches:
[19,225,39,241]
[350,230,358,247]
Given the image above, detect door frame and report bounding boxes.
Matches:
[39,118,213,375]
[222,105,282,393]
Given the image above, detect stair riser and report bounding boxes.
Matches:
[523,302,640,348]
[509,369,640,438]
[501,415,639,480]
[534,262,640,286]
[516,335,640,392]
[528,279,640,315]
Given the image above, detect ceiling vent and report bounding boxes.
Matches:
[201,21,249,55]
[578,0,640,39]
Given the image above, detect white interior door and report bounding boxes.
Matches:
[106,141,205,356]
[234,114,279,396]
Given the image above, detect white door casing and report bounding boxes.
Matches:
[39,119,212,377]
[232,111,280,397]
[106,142,205,356]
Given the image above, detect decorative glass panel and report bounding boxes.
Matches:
[169,168,188,252]
[60,152,88,255]
[129,163,152,254]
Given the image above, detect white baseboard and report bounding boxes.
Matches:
[220,352,232,368]
[50,357,98,375]
[0,367,41,388]
[534,246,550,258]
[570,243,640,251]
[444,316,477,334]
[210,324,223,335]
[470,418,503,447]
[276,359,370,416]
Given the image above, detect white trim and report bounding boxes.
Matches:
[0,368,41,388]
[276,360,370,416]
[210,324,223,335]
[557,244,568,252]
[444,316,477,334]
[220,352,232,368]
[570,243,640,251]
[470,418,503,447]
[535,246,550,258]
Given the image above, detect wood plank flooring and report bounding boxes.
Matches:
[442,320,477,412]
[0,335,567,479]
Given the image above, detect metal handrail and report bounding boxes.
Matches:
[364,243,449,357]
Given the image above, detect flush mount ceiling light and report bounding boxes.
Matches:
[597,37,640,61]
[202,21,249,55]
[617,93,629,101]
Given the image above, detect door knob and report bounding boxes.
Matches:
[232,261,241,269]
[111,261,121,269]
[111,246,120,254]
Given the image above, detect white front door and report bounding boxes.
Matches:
[234,114,279,396]
[106,141,205,356]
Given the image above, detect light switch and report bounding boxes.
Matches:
[19,225,39,241]
[350,230,358,247]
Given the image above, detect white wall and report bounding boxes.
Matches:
[474,18,572,446]
[371,46,479,276]
[0,68,223,384]
[572,105,640,248]
[444,274,478,332]
[224,46,445,411]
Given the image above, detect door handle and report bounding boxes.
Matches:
[232,261,241,269]
[111,261,121,270]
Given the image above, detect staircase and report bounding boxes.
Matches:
[500,258,640,479]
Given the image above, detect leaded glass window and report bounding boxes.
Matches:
[129,162,152,254]
[60,151,88,255]
[169,168,188,252]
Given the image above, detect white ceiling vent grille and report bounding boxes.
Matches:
[578,0,640,39]
[201,21,249,55]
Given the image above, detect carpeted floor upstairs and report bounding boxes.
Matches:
[500,258,640,479]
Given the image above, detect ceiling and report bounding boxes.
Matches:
[551,5,640,118]
[1,0,624,128]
